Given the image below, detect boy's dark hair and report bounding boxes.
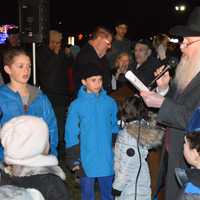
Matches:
[186,132,200,155]
[3,47,30,66]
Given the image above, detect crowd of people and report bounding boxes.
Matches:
[0,6,200,200]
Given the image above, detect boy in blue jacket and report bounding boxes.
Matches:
[65,63,120,200]
[0,47,58,158]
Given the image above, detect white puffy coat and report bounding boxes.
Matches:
[113,120,164,200]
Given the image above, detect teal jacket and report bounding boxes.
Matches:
[65,86,120,177]
[0,84,58,159]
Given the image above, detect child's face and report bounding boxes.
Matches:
[183,136,200,167]
[4,54,31,85]
[81,75,103,94]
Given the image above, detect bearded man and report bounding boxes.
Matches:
[140,7,200,200]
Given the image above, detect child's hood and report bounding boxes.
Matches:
[126,121,164,149]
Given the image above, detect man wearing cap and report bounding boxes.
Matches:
[131,39,161,89]
[140,6,200,200]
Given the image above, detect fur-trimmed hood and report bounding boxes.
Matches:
[120,111,164,149]
[126,120,164,149]
[118,95,165,149]
[3,165,66,181]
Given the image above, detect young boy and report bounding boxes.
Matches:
[0,47,58,159]
[65,63,120,200]
[175,107,200,200]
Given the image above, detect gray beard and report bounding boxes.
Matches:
[174,53,200,91]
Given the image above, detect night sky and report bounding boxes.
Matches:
[1,0,200,40]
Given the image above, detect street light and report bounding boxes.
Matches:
[174,2,187,13]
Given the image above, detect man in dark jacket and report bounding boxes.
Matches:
[140,7,200,200]
[131,39,161,90]
[36,30,71,161]
[73,26,112,95]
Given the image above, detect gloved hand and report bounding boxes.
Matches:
[112,188,122,196]
[72,163,85,177]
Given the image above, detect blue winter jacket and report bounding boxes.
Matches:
[0,84,58,159]
[65,86,120,177]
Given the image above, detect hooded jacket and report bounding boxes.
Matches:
[65,86,120,177]
[0,84,58,158]
[113,118,164,200]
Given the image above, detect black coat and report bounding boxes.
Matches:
[156,72,200,200]
[36,46,70,96]
[0,169,71,200]
[131,55,161,89]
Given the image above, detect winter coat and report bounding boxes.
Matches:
[0,84,58,158]
[36,46,70,96]
[65,86,120,177]
[156,72,200,200]
[113,118,164,200]
[0,164,70,200]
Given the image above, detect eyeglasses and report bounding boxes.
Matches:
[180,39,200,49]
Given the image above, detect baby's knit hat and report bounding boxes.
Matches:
[0,115,58,167]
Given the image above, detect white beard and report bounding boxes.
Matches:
[174,51,200,91]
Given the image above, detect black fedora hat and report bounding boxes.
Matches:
[170,7,200,37]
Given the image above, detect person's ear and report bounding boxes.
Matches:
[81,79,86,85]
[4,65,11,75]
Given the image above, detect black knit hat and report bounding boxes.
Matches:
[81,63,104,80]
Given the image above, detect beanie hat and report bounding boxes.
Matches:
[81,63,104,80]
[0,115,58,167]
[0,185,45,200]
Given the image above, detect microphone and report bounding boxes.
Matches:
[148,57,178,90]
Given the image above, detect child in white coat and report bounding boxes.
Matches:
[112,95,164,200]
